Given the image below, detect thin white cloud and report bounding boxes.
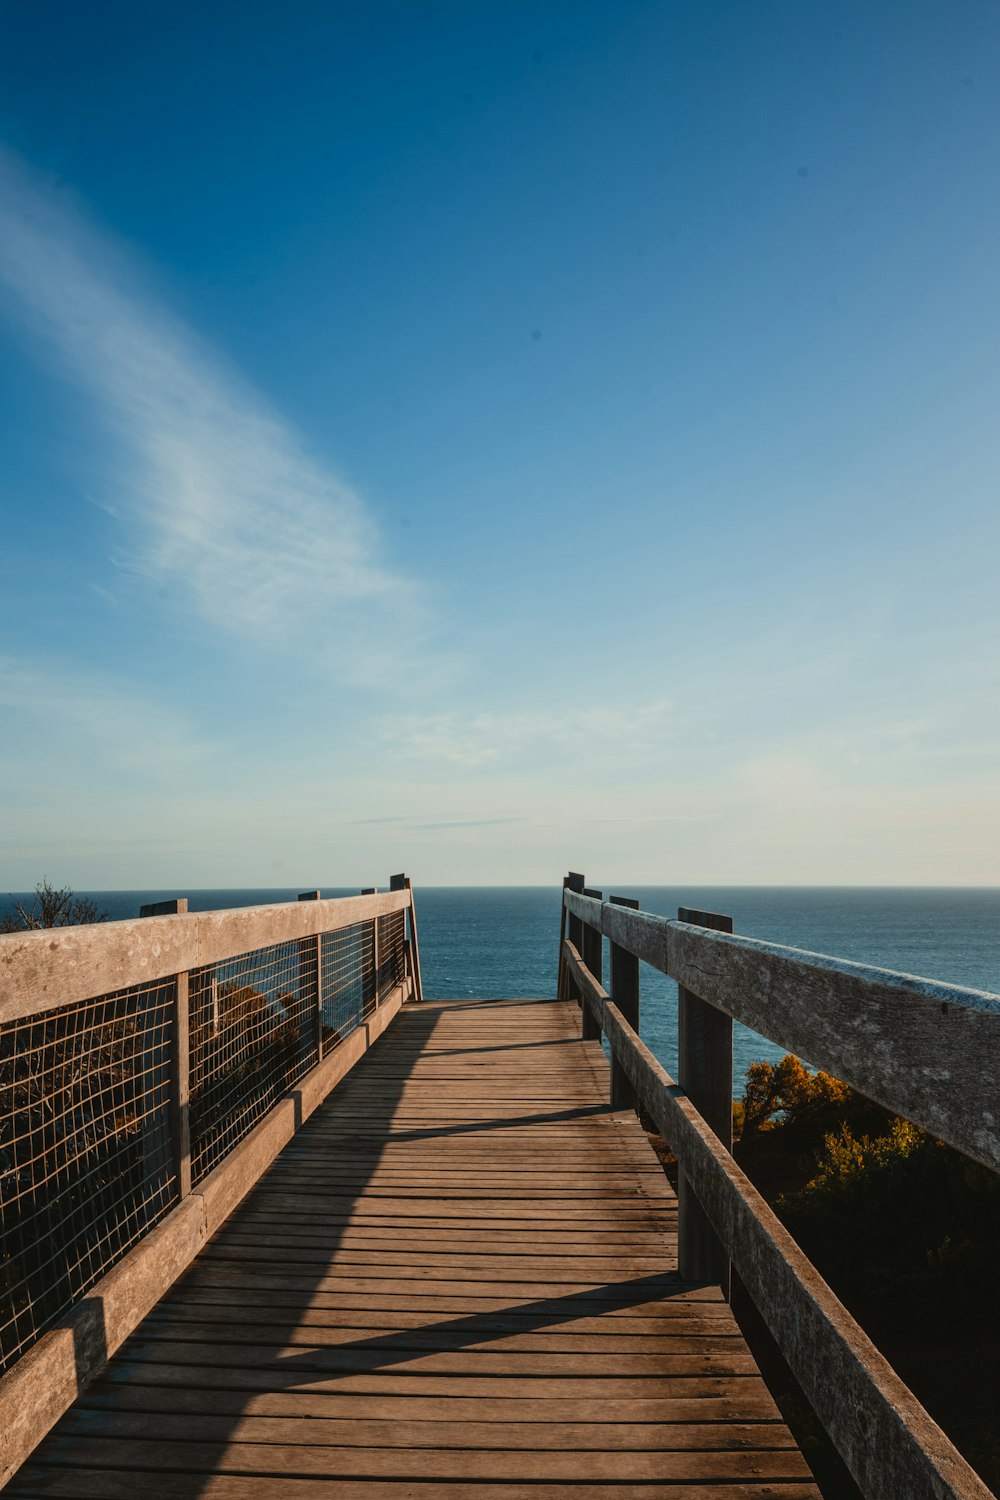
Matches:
[382,700,673,767]
[0,149,424,682]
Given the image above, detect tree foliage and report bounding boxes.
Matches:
[736,1053,850,1137]
[1,880,109,933]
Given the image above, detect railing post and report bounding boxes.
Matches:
[362,888,379,1013]
[581,888,603,1040]
[298,891,323,1062]
[388,873,408,1003]
[396,873,423,1003]
[609,895,640,1110]
[677,906,734,1296]
[139,898,190,1202]
[564,871,585,1003]
[556,877,570,999]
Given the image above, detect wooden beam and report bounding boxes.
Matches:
[677,907,733,1294]
[560,888,1000,1174]
[140,899,190,1202]
[609,895,640,1112]
[556,877,570,1000]
[564,886,670,972]
[0,989,406,1487]
[0,889,413,1023]
[669,920,1000,1175]
[393,874,423,1004]
[600,999,994,1500]
[581,889,603,1040]
[564,872,585,1005]
[562,940,608,1028]
[298,891,323,1064]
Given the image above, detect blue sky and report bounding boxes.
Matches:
[1,1,998,887]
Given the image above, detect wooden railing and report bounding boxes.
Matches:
[0,876,422,1483]
[558,870,999,1500]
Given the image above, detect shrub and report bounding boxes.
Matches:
[738,1053,851,1137]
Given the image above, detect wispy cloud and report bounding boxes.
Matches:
[0,150,425,682]
[409,817,523,831]
[380,700,673,767]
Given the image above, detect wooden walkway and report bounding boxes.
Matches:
[11,998,818,1498]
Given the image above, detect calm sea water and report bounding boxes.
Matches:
[4,885,998,1094]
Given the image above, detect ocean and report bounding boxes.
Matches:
[4,884,998,1094]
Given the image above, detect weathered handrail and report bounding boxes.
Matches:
[563,884,1000,1173]
[0,887,414,1020]
[0,875,423,1483]
[559,874,999,1500]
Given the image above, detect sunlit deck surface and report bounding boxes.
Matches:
[11,997,817,1498]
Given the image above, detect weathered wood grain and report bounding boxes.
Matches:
[601,998,994,1500]
[393,875,424,1005]
[562,940,608,1022]
[0,1196,207,1489]
[609,895,640,1111]
[562,887,1000,1172]
[564,873,585,1004]
[0,889,413,1021]
[669,922,1000,1173]
[0,998,406,1487]
[676,908,733,1293]
[10,1476,822,1500]
[8,997,814,1498]
[581,888,604,1041]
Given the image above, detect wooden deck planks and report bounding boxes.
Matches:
[10,997,818,1498]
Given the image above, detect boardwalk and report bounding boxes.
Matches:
[11,998,817,1498]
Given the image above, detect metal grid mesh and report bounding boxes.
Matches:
[319,920,376,1057]
[378,909,407,998]
[0,983,176,1372]
[189,939,318,1183]
[0,898,414,1374]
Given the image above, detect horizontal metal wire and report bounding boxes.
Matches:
[0,983,176,1372]
[320,920,375,1057]
[377,909,406,1001]
[189,938,319,1183]
[0,898,413,1372]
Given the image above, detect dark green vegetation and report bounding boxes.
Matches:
[734,1055,1000,1498]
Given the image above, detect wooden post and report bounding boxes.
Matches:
[677,905,734,1295]
[139,898,190,1202]
[609,895,640,1110]
[388,874,408,1004]
[361,888,378,1014]
[581,888,603,1040]
[398,874,423,1003]
[298,892,323,1061]
[556,877,570,999]
[565,872,585,1004]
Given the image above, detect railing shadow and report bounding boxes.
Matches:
[16,1000,692,1493]
[86,1270,707,1404]
[13,1002,443,1494]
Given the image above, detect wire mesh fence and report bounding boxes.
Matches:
[378,909,407,997]
[320,920,376,1056]
[0,982,177,1373]
[189,938,318,1183]
[0,890,415,1374]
